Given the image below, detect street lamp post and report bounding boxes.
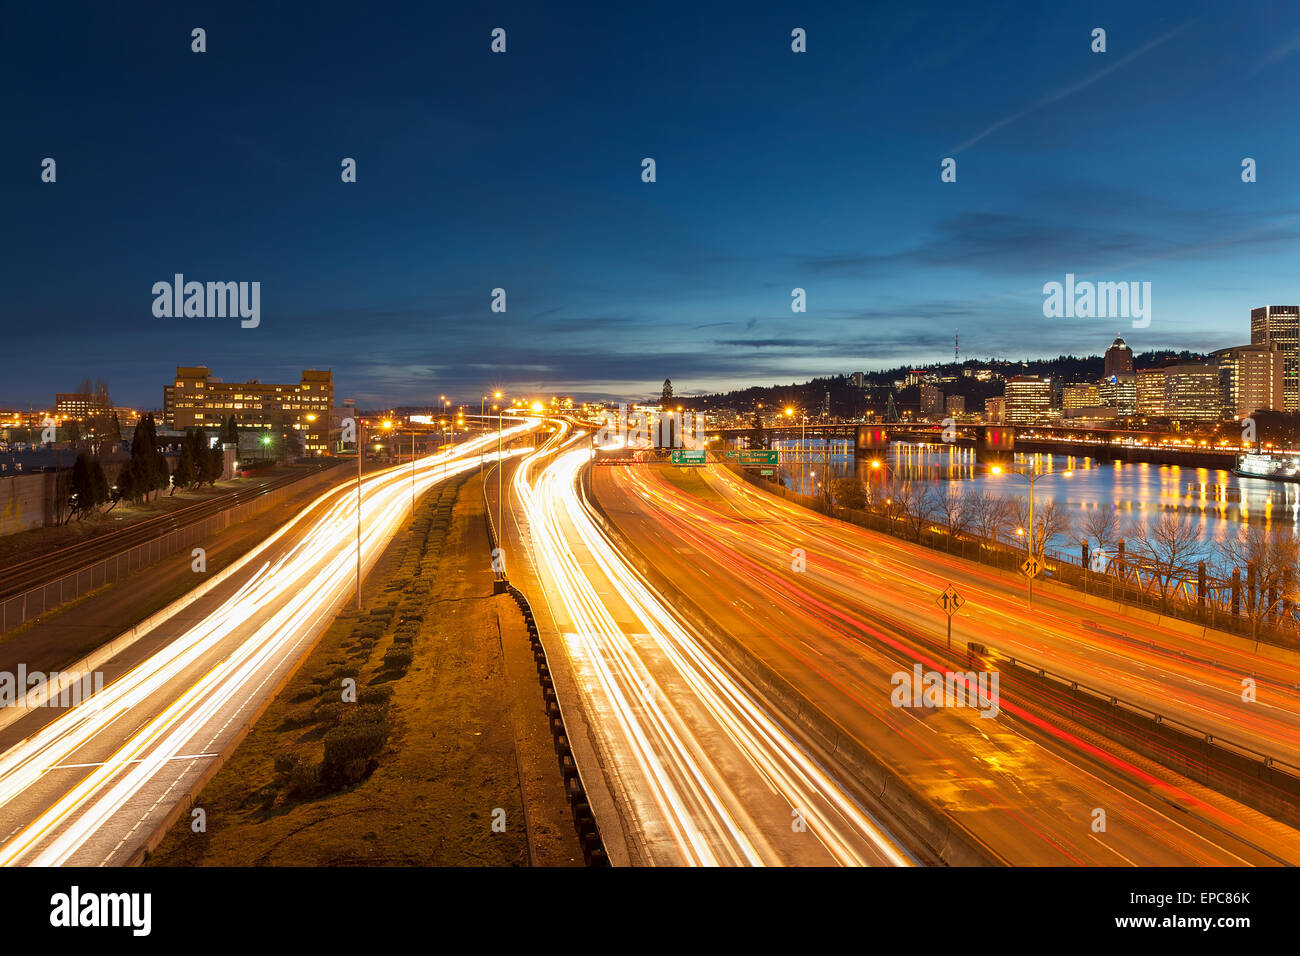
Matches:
[480,395,489,474]
[380,420,417,521]
[494,392,504,564]
[992,459,1073,607]
[785,409,808,494]
[498,405,503,551]
[355,418,364,611]
[868,456,904,524]
[802,415,808,494]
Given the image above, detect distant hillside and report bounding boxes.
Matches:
[665,350,1205,418]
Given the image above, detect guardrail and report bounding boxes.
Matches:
[480,459,609,866]
[987,647,1300,829]
[504,583,609,867]
[0,466,346,635]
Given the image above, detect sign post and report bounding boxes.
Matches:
[935,584,965,650]
[1020,556,1042,606]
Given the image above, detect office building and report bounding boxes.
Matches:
[1163,363,1222,423]
[1098,373,1137,417]
[1062,384,1101,410]
[55,392,110,423]
[920,384,944,420]
[1136,368,1167,420]
[1250,305,1300,412]
[1103,334,1134,376]
[1211,343,1284,418]
[1004,376,1053,425]
[164,366,334,454]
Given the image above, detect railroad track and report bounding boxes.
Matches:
[0,462,344,600]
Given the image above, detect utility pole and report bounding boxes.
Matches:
[1028,469,1035,606]
[824,424,831,500]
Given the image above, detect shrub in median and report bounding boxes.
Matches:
[273,752,300,778]
[320,720,389,789]
[287,760,321,797]
[358,684,394,708]
[382,645,414,671]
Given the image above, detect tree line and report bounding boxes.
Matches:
[65,415,239,521]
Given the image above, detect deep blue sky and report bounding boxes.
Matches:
[4,1,1300,410]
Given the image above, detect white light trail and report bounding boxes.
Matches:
[514,428,911,867]
[0,423,537,866]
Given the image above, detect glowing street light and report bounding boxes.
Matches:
[992,460,1075,606]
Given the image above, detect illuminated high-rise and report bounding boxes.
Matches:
[1250,306,1300,411]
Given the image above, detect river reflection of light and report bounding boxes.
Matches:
[773,440,1300,546]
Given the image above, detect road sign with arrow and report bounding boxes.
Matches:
[935,584,964,649]
[1020,557,1042,579]
[935,585,964,615]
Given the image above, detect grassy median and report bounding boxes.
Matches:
[145,471,537,866]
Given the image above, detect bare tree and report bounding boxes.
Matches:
[895,480,933,541]
[931,484,971,550]
[1130,513,1208,611]
[876,477,910,536]
[1080,503,1122,571]
[968,489,1013,544]
[1080,504,1120,551]
[1008,495,1073,560]
[1217,524,1300,642]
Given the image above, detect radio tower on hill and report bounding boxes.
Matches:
[954,328,959,364]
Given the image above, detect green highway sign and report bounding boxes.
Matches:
[760,469,774,476]
[671,449,706,465]
[724,451,738,460]
[738,450,779,465]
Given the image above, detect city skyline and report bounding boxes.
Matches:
[7,3,1300,408]
[0,319,1274,416]
[6,0,1300,906]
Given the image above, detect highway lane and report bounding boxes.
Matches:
[593,462,1300,865]
[502,426,914,866]
[708,465,1300,767]
[0,424,537,866]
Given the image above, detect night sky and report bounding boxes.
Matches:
[4,1,1300,410]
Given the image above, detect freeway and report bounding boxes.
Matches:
[501,424,914,866]
[592,461,1300,865]
[688,467,1300,766]
[0,462,345,601]
[0,424,536,866]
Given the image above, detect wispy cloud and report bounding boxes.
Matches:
[947,21,1193,155]
[1250,32,1300,75]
